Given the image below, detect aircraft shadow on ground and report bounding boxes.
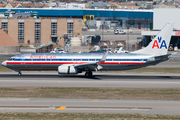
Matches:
[0,74,179,80]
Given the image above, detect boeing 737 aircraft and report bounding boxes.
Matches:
[1,22,174,77]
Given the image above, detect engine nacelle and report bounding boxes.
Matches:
[58,64,77,74]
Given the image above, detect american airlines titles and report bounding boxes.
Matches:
[30,55,56,59]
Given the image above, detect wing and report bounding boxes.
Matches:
[74,52,108,71]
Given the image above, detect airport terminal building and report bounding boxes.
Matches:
[0,8,153,47]
[0,8,179,50]
[0,18,82,46]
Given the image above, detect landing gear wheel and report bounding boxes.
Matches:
[89,71,92,77]
[85,71,93,77]
[18,71,22,76]
[85,72,88,77]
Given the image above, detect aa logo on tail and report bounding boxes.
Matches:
[152,36,167,49]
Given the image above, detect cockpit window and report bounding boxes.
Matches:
[8,58,15,61]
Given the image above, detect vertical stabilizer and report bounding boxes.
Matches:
[132,22,174,56]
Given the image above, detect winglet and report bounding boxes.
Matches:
[97,51,108,63]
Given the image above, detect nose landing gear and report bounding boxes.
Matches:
[18,71,22,76]
[85,71,92,77]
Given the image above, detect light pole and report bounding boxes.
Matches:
[102,21,104,41]
[126,18,130,51]
[101,18,105,41]
[127,25,129,51]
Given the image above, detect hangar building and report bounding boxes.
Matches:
[142,8,180,49]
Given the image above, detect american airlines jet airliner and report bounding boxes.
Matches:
[1,22,175,77]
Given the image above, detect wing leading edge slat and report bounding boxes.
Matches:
[74,52,108,71]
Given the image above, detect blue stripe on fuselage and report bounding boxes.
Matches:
[8,59,148,62]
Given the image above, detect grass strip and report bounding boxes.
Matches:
[0,66,12,72]
[0,113,180,120]
[1,87,180,100]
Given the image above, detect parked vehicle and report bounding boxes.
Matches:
[50,48,66,53]
[100,43,112,53]
[82,28,87,31]
[114,43,128,53]
[114,47,129,53]
[114,29,126,35]
[168,44,174,51]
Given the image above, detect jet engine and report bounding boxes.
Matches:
[58,64,77,74]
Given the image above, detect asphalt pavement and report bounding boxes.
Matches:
[0,72,180,89]
[0,72,180,115]
[0,98,180,115]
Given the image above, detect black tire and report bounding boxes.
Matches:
[85,72,89,77]
[89,71,92,77]
[85,71,93,77]
[18,72,22,76]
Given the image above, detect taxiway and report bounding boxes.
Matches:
[0,72,180,89]
[0,72,180,115]
[0,98,180,115]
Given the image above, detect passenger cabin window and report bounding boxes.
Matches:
[106,59,112,61]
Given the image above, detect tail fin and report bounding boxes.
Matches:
[132,22,174,56]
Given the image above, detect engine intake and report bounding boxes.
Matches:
[58,64,77,74]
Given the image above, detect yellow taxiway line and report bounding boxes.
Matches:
[92,100,99,102]
[56,106,66,110]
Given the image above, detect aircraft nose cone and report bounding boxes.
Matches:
[1,61,7,67]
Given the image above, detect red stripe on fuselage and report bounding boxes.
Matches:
[120,62,143,64]
[7,62,21,64]
[7,62,145,65]
[7,62,89,65]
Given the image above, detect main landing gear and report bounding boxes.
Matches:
[18,71,22,76]
[85,71,92,77]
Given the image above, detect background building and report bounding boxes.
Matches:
[0,18,82,46]
[0,28,19,53]
[142,8,180,49]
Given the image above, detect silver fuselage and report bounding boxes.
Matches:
[2,52,166,72]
